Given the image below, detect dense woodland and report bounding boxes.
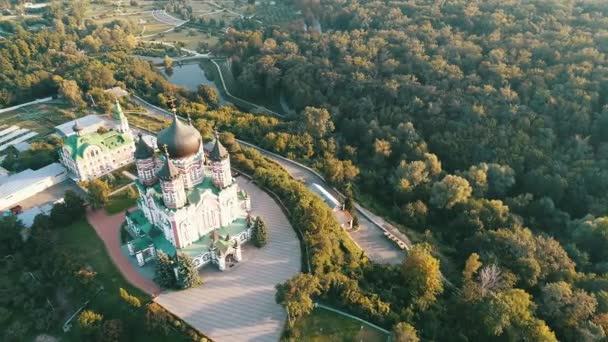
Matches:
[2,0,608,341]
[216,1,608,341]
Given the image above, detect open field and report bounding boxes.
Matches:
[149,28,219,50]
[125,111,169,133]
[254,3,302,25]
[106,185,138,215]
[291,307,389,342]
[0,101,75,138]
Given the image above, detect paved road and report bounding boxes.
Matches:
[155,177,301,342]
[151,9,187,26]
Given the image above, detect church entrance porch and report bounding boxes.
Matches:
[225,253,237,268]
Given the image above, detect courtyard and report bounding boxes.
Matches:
[154,176,302,342]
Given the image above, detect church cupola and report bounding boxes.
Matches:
[210,132,232,189]
[114,98,132,138]
[156,110,202,159]
[135,133,157,186]
[72,120,84,137]
[159,145,187,209]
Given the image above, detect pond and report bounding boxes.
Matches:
[161,63,228,104]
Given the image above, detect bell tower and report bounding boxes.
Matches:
[159,145,186,209]
[210,132,232,189]
[134,133,157,186]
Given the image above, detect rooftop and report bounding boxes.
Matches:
[0,163,67,201]
[311,183,341,209]
[55,115,107,137]
[63,129,133,161]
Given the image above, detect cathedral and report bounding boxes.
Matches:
[125,110,252,271]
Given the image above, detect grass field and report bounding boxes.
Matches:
[106,185,138,215]
[55,219,184,341]
[292,308,389,342]
[0,101,75,138]
[152,28,219,50]
[125,112,169,133]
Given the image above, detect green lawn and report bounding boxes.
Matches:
[55,219,185,341]
[125,112,169,133]
[291,308,389,342]
[106,185,138,215]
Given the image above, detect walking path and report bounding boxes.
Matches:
[237,141,405,265]
[86,207,161,295]
[155,177,301,342]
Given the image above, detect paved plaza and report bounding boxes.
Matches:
[154,177,301,342]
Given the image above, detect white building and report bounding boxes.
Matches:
[0,163,68,211]
[59,100,135,181]
[125,112,252,271]
[54,115,107,137]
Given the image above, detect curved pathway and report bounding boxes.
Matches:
[237,141,405,265]
[154,177,301,342]
[86,207,161,295]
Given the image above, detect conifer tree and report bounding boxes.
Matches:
[154,251,176,289]
[253,216,268,247]
[176,253,202,289]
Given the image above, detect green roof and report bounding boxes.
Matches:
[126,211,248,259]
[64,129,133,161]
[128,209,177,256]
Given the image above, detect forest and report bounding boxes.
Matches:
[215,0,608,341]
[1,0,608,341]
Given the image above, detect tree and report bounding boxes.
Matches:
[430,175,472,209]
[197,84,219,108]
[85,179,111,209]
[100,319,123,342]
[276,274,321,326]
[70,0,89,26]
[402,244,443,310]
[58,79,86,108]
[253,216,268,247]
[0,216,24,256]
[540,282,597,330]
[392,322,420,342]
[154,251,176,289]
[300,106,334,138]
[119,288,141,308]
[176,253,202,289]
[64,190,85,219]
[163,55,173,69]
[78,310,103,329]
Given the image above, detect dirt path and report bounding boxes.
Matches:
[86,207,161,295]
